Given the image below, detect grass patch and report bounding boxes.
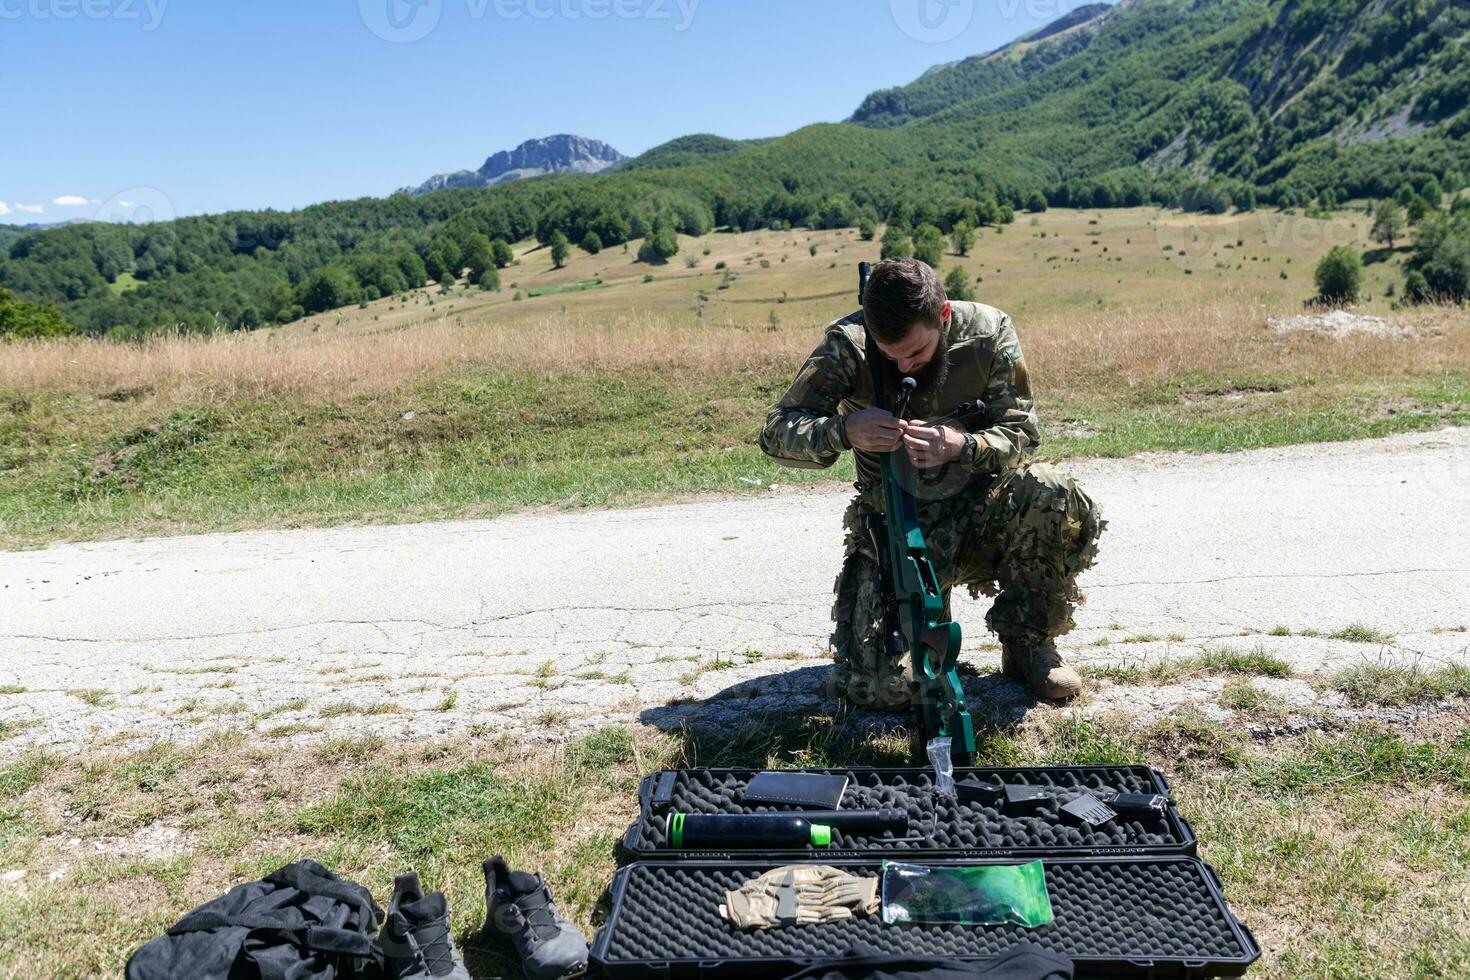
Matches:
[262,723,325,739]
[1194,646,1293,678]
[318,701,401,718]
[0,719,39,741]
[1328,623,1396,644]
[0,754,52,799]
[253,699,308,721]
[69,689,114,708]
[1038,716,1142,766]
[1219,678,1285,714]
[1081,645,1291,686]
[1248,727,1470,793]
[157,665,239,675]
[1079,663,1145,684]
[0,685,27,695]
[1333,663,1470,707]
[523,278,605,298]
[1141,712,1248,770]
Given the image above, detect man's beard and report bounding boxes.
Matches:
[881,342,950,416]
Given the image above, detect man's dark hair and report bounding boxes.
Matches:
[863,257,946,343]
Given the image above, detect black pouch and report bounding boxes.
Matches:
[745,771,850,809]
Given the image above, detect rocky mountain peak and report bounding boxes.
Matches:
[399,135,626,196]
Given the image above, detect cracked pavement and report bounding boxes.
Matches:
[3,428,1468,754]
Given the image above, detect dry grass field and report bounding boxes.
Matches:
[2,207,1466,547]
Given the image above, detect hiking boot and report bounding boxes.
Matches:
[483,856,588,980]
[379,872,471,980]
[1001,636,1083,700]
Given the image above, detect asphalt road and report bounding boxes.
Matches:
[3,428,1468,753]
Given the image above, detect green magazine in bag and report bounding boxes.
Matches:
[881,861,1054,928]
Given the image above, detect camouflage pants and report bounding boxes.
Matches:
[830,462,1105,707]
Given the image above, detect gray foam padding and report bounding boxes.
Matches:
[592,856,1258,978]
[626,766,1194,860]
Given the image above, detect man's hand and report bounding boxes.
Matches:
[902,423,965,469]
[844,408,904,452]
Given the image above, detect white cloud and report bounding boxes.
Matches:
[118,200,137,208]
[53,195,89,207]
[15,203,43,214]
[0,201,10,216]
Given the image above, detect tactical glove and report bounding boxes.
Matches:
[723,865,879,930]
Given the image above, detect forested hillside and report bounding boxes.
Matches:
[3,0,1467,337]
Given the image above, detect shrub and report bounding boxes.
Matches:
[549,231,570,269]
[911,224,945,269]
[637,223,679,264]
[943,265,974,301]
[1313,246,1363,304]
[1403,270,1429,303]
[880,225,911,259]
[580,231,603,255]
[1371,201,1405,247]
[0,288,73,338]
[1407,214,1470,302]
[491,239,514,268]
[300,265,362,313]
[950,221,975,257]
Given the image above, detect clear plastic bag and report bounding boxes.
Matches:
[881,861,1054,928]
[927,737,955,799]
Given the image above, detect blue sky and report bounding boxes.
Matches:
[2,0,1096,224]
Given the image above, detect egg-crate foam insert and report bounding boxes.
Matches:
[592,856,1259,979]
[625,766,1195,861]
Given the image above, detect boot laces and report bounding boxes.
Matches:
[511,885,562,939]
[411,915,456,975]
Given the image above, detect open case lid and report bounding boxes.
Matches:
[624,765,1196,862]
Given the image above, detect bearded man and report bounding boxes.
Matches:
[759,257,1104,705]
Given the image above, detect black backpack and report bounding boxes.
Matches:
[126,860,386,980]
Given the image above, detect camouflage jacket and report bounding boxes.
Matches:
[758,301,1040,493]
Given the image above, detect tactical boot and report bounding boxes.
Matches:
[1001,636,1083,700]
[483,856,588,980]
[379,872,471,980]
[839,658,914,711]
